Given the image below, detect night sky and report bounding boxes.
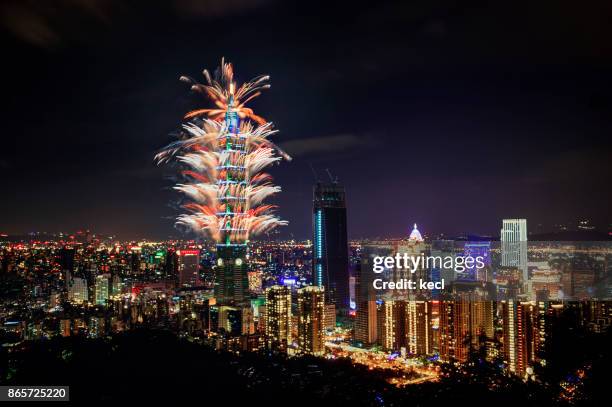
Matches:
[1,0,611,240]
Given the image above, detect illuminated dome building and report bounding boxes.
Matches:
[409,223,424,242]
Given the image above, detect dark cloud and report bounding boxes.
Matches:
[280,134,377,157]
[173,0,272,18]
[0,0,273,49]
[0,3,60,48]
[0,0,117,48]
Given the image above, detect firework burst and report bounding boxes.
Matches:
[156,59,290,244]
[180,57,269,125]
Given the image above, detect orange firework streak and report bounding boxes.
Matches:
[182,58,269,125]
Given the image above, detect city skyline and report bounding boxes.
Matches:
[0,216,608,242]
[1,2,610,404]
[1,205,610,404]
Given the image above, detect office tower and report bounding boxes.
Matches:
[313,181,349,309]
[502,300,538,378]
[215,246,248,304]
[156,61,288,307]
[94,274,110,305]
[69,277,88,304]
[501,219,528,289]
[265,285,292,351]
[406,300,434,356]
[297,286,326,356]
[177,249,201,288]
[208,78,256,296]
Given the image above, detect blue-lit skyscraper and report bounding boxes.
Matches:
[462,241,492,281]
[313,181,349,310]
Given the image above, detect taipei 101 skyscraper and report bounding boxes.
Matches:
[156,59,290,305]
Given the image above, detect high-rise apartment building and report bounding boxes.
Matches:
[439,295,494,363]
[380,300,406,351]
[502,300,540,378]
[355,244,393,345]
[297,286,325,356]
[406,300,434,356]
[265,285,292,352]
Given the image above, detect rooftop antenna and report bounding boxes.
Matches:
[309,162,320,182]
[325,168,338,184]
